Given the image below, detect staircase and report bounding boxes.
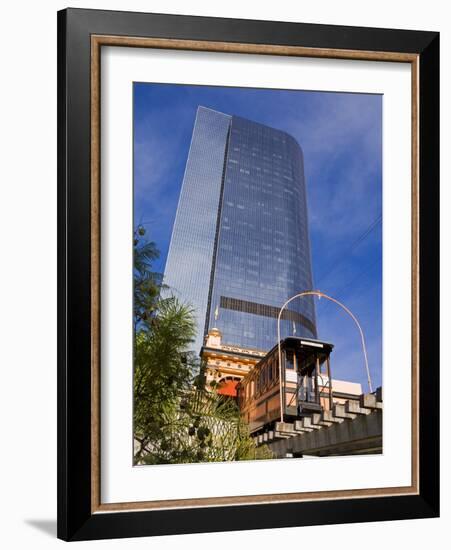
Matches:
[254,388,383,457]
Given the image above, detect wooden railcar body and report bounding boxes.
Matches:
[237,337,334,435]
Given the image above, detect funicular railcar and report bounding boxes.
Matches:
[236,337,335,435]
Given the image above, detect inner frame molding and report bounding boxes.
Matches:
[90,34,419,514]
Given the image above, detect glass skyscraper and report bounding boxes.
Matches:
[163,106,316,353]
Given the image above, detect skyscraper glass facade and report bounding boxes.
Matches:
[164,106,316,353]
[163,107,231,352]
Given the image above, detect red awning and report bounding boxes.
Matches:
[217,380,238,397]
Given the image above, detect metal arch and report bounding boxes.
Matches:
[277,290,373,423]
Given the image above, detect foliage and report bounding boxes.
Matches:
[135,386,273,464]
[133,226,273,464]
[133,226,164,331]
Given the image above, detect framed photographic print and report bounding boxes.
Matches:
[57,8,439,541]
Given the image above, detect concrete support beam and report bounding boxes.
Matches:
[274,432,292,440]
[321,410,344,424]
[317,418,334,427]
[268,409,382,458]
[252,392,383,455]
[310,413,324,426]
[275,422,296,435]
[333,403,357,420]
[346,400,371,415]
[360,393,377,409]
[294,420,314,433]
[301,417,322,430]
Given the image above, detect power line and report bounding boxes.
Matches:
[315,213,382,287]
[327,256,381,300]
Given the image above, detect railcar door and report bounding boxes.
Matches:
[296,340,332,415]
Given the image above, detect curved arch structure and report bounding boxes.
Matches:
[277,290,373,423]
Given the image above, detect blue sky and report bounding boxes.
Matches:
[134,83,382,391]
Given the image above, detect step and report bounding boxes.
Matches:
[345,400,371,415]
[321,410,344,424]
[301,416,322,430]
[333,403,357,420]
[294,420,314,433]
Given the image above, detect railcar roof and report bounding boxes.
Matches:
[265,336,334,357]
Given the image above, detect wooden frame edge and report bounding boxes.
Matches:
[90,34,420,514]
[91,35,101,513]
[92,34,418,62]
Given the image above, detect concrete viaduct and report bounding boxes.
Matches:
[255,390,383,458]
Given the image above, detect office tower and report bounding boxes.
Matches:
[163,106,316,353]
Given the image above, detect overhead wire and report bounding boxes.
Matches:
[315,213,382,288]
